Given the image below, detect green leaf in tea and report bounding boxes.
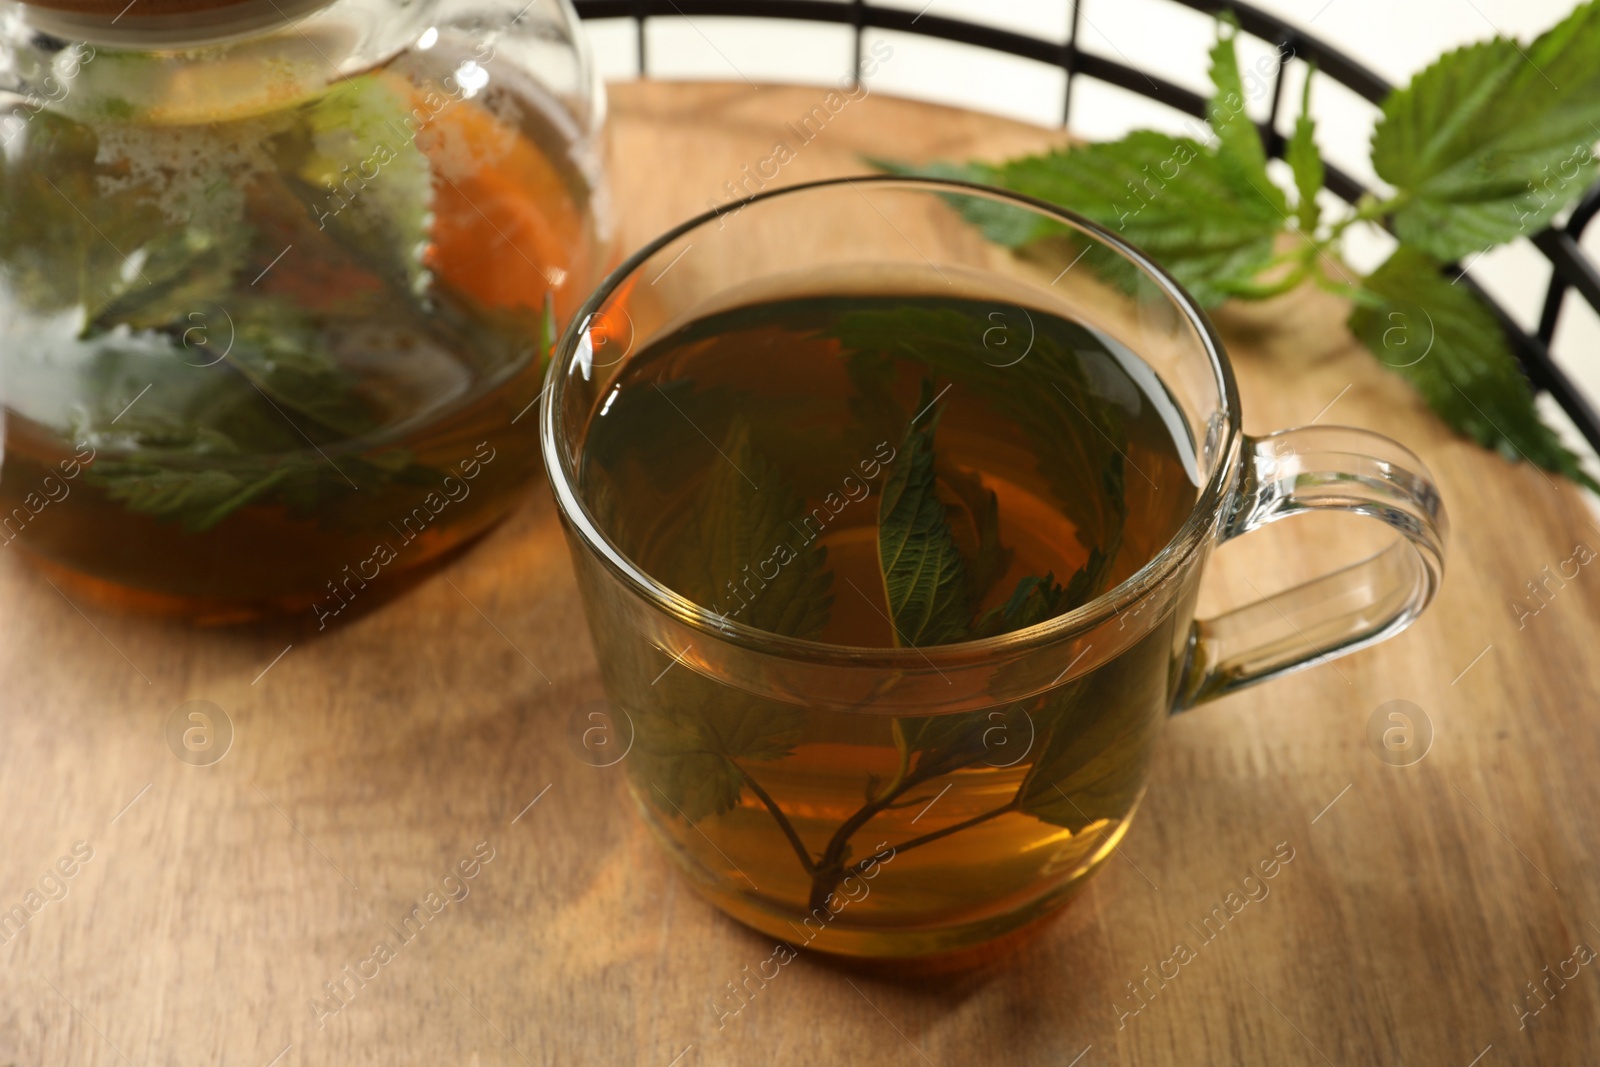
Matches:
[878,382,971,647]
[1062,549,1103,608]
[65,297,453,531]
[87,462,297,533]
[219,306,385,440]
[1371,0,1600,261]
[630,418,827,823]
[971,545,1107,640]
[64,299,373,453]
[935,460,1013,616]
[873,384,1123,807]
[889,568,1075,778]
[679,418,835,639]
[629,653,811,825]
[971,571,1071,639]
[626,645,812,826]
[0,109,246,330]
[825,301,1129,582]
[891,710,991,781]
[267,76,435,297]
[1014,679,1158,833]
[1349,247,1600,492]
[629,698,769,825]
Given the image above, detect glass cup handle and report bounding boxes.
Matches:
[1176,426,1448,709]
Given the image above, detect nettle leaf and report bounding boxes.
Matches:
[873,20,1304,307]
[221,308,382,441]
[65,295,451,529]
[866,156,1054,247]
[826,301,1129,581]
[899,564,1097,780]
[1372,0,1600,261]
[894,710,992,782]
[878,384,1116,785]
[73,298,377,451]
[1015,679,1160,833]
[0,109,245,329]
[85,229,245,336]
[678,418,834,639]
[936,461,1012,611]
[629,649,812,826]
[1061,547,1106,609]
[1286,74,1325,235]
[268,74,434,296]
[878,382,971,647]
[1207,18,1289,218]
[971,546,1107,640]
[993,135,1283,307]
[630,655,809,825]
[874,133,1287,307]
[630,702,753,826]
[631,418,830,823]
[86,462,297,533]
[972,571,1070,639]
[1350,247,1598,491]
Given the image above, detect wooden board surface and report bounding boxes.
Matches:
[3,81,1600,1067]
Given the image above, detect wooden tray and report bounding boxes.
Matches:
[2,82,1597,1066]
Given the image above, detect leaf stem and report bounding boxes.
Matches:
[843,800,1019,879]
[803,746,999,910]
[817,767,927,871]
[1219,259,1312,301]
[805,762,938,909]
[1310,269,1385,308]
[1260,245,1311,270]
[1326,192,1404,242]
[740,768,816,875]
[875,719,912,803]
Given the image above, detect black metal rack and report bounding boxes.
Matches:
[573,0,1600,453]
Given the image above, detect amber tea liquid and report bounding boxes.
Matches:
[577,292,1201,955]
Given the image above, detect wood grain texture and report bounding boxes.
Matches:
[2,81,1598,1067]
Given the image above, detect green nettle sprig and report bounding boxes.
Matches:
[878,3,1600,492]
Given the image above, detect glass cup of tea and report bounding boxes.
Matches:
[542,177,1446,958]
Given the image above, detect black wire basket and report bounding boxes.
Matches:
[572,0,1600,457]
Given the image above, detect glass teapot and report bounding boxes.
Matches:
[0,0,611,622]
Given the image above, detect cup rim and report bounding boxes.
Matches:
[540,174,1242,667]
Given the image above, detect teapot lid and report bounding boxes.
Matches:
[17,0,335,44]
[25,0,258,12]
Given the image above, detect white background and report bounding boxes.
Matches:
[581,0,1600,473]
